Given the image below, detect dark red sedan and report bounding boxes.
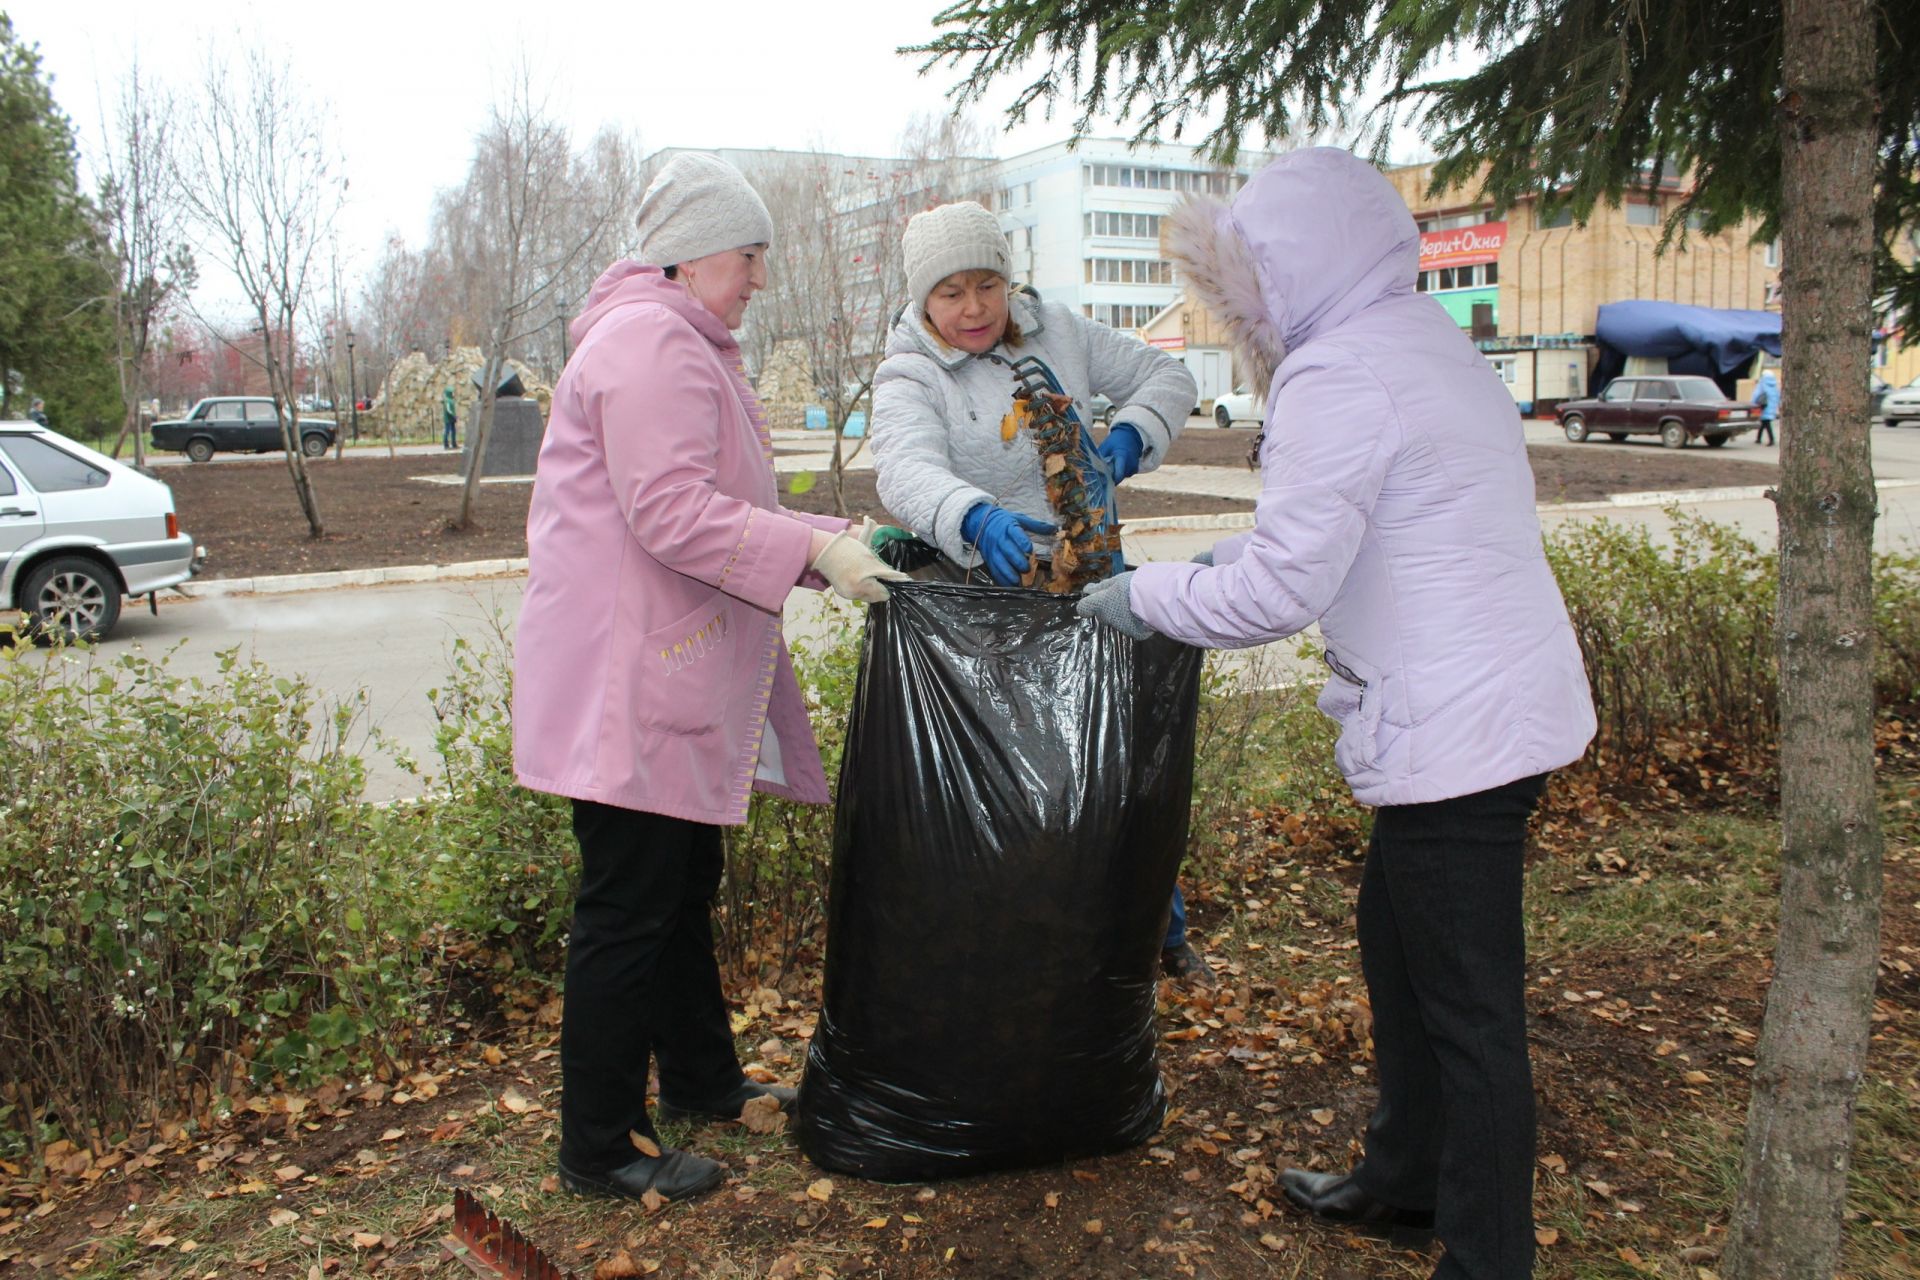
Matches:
[1556,375,1760,448]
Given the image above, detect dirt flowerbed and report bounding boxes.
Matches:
[159,431,1779,582]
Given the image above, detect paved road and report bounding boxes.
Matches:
[79,422,1920,801]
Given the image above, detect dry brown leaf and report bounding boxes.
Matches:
[1259,1233,1287,1252]
[768,1254,802,1280]
[1654,1040,1680,1057]
[539,1174,562,1194]
[1044,1191,1060,1208]
[1535,1227,1560,1247]
[1539,1153,1568,1175]
[629,1130,662,1158]
[350,1232,382,1248]
[1083,1218,1104,1235]
[274,1165,304,1183]
[640,1187,667,1214]
[499,1088,533,1115]
[379,1128,404,1142]
[480,1045,506,1066]
[740,1094,789,1134]
[806,1178,834,1203]
[1586,1180,1615,1198]
[1682,1070,1712,1085]
[863,1216,890,1229]
[594,1249,644,1280]
[268,1209,299,1228]
[1309,1109,1335,1126]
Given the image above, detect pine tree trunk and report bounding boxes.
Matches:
[1723,2,1882,1275]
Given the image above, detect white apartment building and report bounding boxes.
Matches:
[985,139,1271,328]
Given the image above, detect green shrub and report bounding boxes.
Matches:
[1546,513,1779,756]
[0,644,423,1159]
[389,626,574,969]
[715,601,865,985]
[1875,548,1920,710]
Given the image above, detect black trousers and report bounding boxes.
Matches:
[559,800,745,1171]
[1353,773,1547,1280]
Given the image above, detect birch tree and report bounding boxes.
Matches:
[449,70,636,530]
[97,58,194,466]
[177,42,342,537]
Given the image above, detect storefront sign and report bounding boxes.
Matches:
[1419,222,1507,270]
[1147,336,1185,350]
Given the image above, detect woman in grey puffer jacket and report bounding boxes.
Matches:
[869,200,1210,981]
[870,201,1198,583]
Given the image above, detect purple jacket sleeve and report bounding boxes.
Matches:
[1130,356,1398,648]
[588,307,817,614]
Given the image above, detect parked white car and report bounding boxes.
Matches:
[1212,387,1261,427]
[1882,375,1920,428]
[0,421,202,640]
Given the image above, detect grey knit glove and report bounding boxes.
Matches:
[1076,570,1156,641]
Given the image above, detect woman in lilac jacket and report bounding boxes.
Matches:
[514,154,901,1204]
[1078,149,1596,1280]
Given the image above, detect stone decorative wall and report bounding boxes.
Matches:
[754,340,814,431]
[363,347,553,439]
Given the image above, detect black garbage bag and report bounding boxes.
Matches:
[796,578,1203,1181]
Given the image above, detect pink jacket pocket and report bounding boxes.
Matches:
[636,598,736,736]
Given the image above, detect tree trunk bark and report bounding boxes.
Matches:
[262,319,325,538]
[1723,2,1882,1276]
[456,349,503,531]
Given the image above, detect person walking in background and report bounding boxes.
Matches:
[1076,148,1596,1279]
[513,152,904,1206]
[441,385,458,450]
[1754,369,1780,445]
[867,200,1214,983]
[27,398,49,429]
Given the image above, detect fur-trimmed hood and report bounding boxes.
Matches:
[1164,147,1420,397]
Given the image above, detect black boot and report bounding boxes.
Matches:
[557,1147,725,1202]
[656,1080,798,1125]
[1280,1168,1435,1246]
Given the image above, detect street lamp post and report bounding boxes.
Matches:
[346,329,359,442]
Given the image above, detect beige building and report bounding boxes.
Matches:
[1382,162,1783,413]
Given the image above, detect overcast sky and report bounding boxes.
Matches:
[12,0,1422,313]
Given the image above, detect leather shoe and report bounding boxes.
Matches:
[1281,1168,1434,1244]
[1160,941,1218,987]
[656,1080,797,1125]
[557,1147,724,1202]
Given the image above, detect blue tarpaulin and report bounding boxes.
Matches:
[1595,301,1781,373]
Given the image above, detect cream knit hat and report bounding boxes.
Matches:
[903,201,1011,309]
[634,153,774,268]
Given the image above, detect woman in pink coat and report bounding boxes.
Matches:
[1079,149,1595,1279]
[514,153,902,1203]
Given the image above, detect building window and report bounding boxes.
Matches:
[1085,257,1177,285]
[1085,210,1164,239]
[1090,303,1159,329]
[1484,261,1499,285]
[1626,202,1660,226]
[1487,356,1517,385]
[1537,206,1572,230]
[1086,163,1236,192]
[1765,238,1780,267]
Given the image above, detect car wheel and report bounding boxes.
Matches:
[301,433,330,457]
[1215,404,1233,428]
[1562,414,1588,443]
[1660,421,1688,449]
[185,436,215,463]
[21,555,121,643]
[1607,432,1628,442]
[1705,433,1728,448]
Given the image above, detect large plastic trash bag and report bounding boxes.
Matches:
[795,578,1203,1181]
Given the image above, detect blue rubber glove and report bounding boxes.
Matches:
[961,502,1057,586]
[1096,423,1144,483]
[1191,548,1214,566]
[1076,570,1156,640]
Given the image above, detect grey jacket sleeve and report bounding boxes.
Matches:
[1072,308,1197,471]
[870,353,994,566]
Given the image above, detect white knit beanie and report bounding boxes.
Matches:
[903,201,1011,309]
[634,153,774,268]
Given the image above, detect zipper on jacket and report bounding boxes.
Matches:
[1324,650,1367,710]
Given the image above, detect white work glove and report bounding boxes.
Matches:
[812,520,910,604]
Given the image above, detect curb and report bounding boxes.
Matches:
[175,476,1920,599]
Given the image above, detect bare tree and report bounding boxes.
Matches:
[97,58,194,466]
[177,42,342,537]
[745,116,994,513]
[449,67,635,530]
